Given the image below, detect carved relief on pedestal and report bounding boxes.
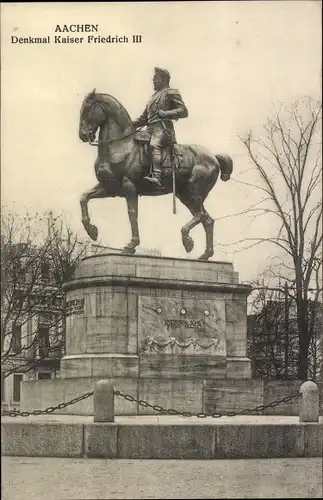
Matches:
[138,296,226,356]
[140,336,220,354]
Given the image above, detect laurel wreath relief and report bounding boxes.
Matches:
[140,336,220,353]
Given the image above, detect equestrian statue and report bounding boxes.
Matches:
[79,67,233,261]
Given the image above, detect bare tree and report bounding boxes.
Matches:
[1,208,86,378]
[241,97,322,380]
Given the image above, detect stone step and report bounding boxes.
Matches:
[2,416,322,459]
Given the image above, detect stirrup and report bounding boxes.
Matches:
[144,175,160,183]
[144,175,163,189]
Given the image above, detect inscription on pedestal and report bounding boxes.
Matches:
[66,297,85,316]
[164,319,204,330]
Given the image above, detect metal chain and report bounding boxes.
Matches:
[1,390,94,417]
[1,388,299,419]
[113,390,300,418]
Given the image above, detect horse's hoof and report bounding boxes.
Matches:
[221,173,230,182]
[121,246,136,255]
[182,235,194,253]
[88,224,98,241]
[198,251,213,261]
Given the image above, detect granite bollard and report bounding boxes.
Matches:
[93,380,115,422]
[299,381,319,423]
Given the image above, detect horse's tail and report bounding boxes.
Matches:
[215,154,233,182]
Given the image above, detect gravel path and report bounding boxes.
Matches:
[2,457,322,499]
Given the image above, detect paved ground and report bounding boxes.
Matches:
[2,457,322,499]
[3,414,323,425]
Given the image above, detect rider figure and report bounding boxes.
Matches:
[133,67,188,189]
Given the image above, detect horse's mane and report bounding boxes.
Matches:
[96,93,134,130]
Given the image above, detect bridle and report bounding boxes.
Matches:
[86,129,138,147]
[84,99,138,147]
[84,99,163,147]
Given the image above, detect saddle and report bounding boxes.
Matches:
[134,130,183,174]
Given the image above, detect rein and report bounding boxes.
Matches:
[87,123,164,147]
[87,112,164,147]
[84,94,164,147]
[87,128,138,147]
[86,100,137,147]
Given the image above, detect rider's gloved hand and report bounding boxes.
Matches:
[158,110,168,119]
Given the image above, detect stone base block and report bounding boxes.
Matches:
[74,254,239,284]
[203,379,264,414]
[1,422,83,457]
[263,380,303,415]
[57,354,253,382]
[85,423,118,458]
[226,357,252,379]
[138,378,203,414]
[2,420,322,459]
[214,424,305,459]
[60,354,139,379]
[117,424,215,459]
[139,354,226,379]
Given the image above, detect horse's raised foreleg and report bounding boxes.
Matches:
[121,178,140,255]
[178,192,204,254]
[181,212,204,253]
[178,193,214,261]
[198,205,214,261]
[80,183,108,241]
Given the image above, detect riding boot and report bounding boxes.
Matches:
[144,150,163,189]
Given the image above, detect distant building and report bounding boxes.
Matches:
[1,243,63,411]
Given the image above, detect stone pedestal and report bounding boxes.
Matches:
[57,253,255,414]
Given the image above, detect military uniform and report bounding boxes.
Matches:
[133,67,188,188]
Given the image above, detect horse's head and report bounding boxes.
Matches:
[79,89,134,146]
[79,89,107,143]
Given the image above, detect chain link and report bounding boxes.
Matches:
[1,390,94,417]
[1,388,299,419]
[114,390,300,418]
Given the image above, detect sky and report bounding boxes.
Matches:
[1,1,321,283]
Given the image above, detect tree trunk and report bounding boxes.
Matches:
[297,300,309,380]
[298,337,309,380]
[284,282,289,378]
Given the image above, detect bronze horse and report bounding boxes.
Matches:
[79,89,233,260]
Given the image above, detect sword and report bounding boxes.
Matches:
[172,156,176,215]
